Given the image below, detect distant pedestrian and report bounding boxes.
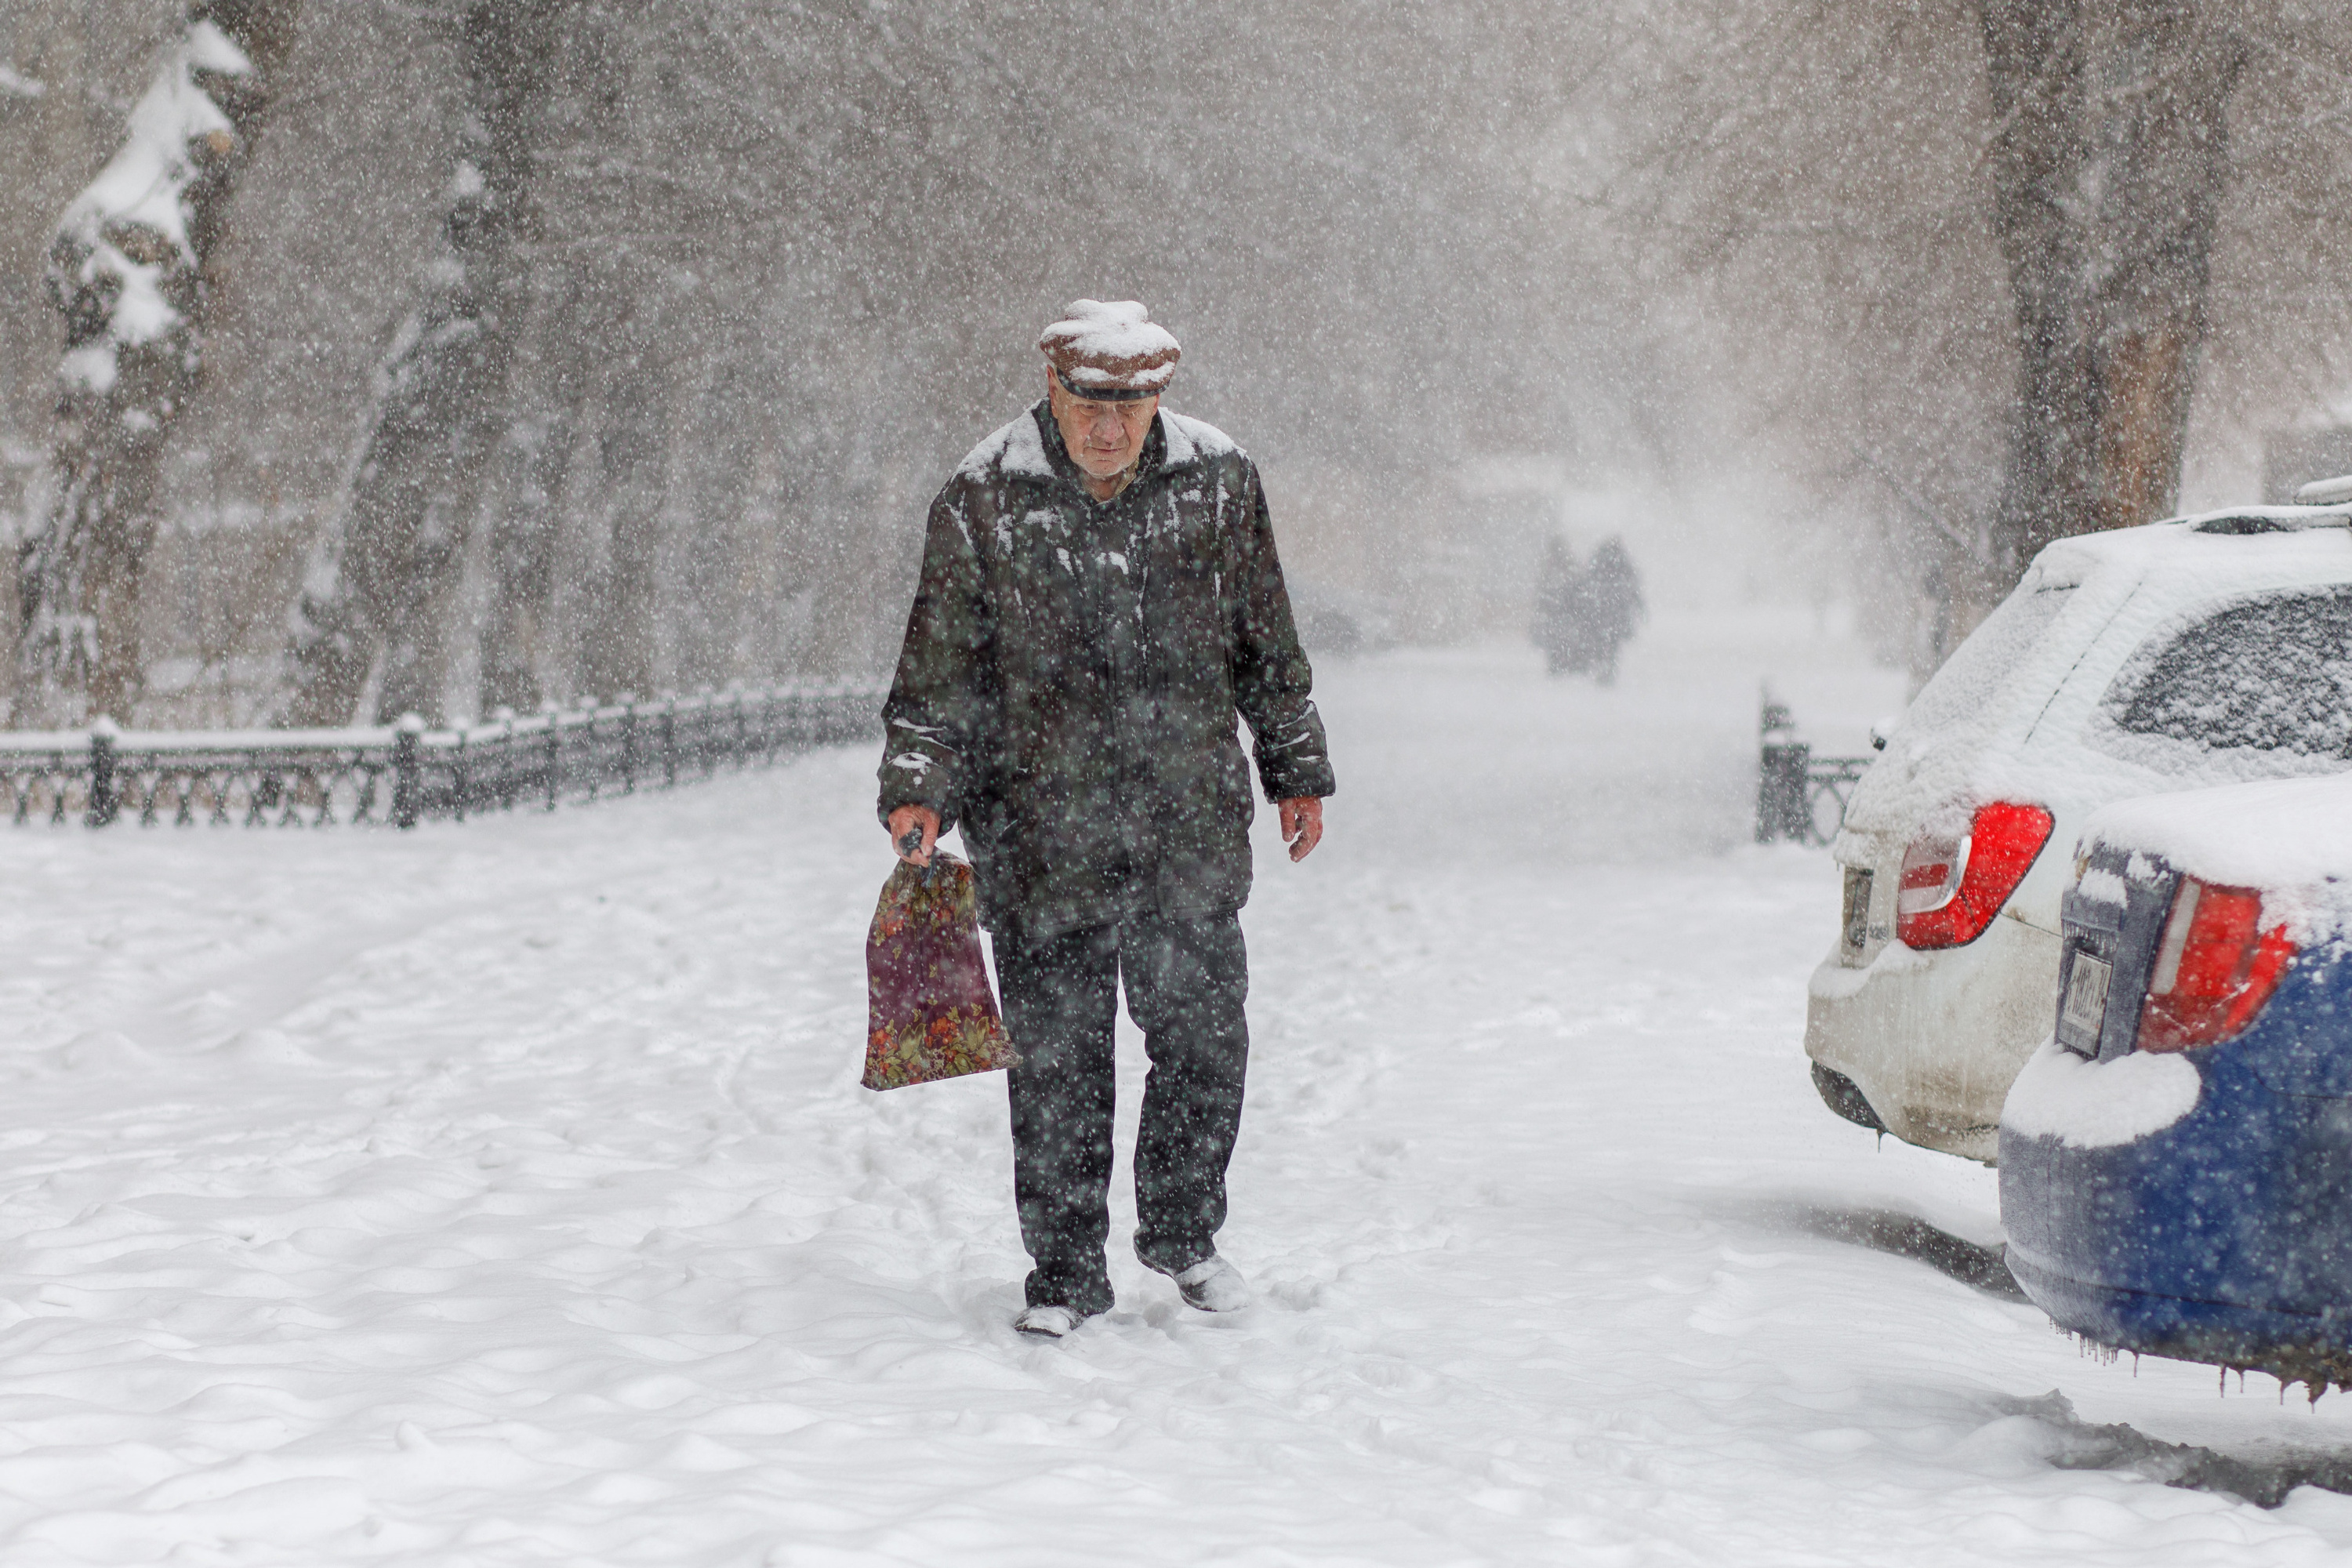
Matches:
[1585,535,1645,686]
[1531,535,1585,677]
[877,300,1336,1338]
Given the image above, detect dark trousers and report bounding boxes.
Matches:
[996,912,1250,1315]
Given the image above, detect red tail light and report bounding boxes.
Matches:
[2136,878,2296,1052]
[1895,801,2054,949]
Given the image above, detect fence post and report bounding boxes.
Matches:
[1755,698,1813,844]
[491,707,516,811]
[1756,739,1811,843]
[581,704,600,801]
[543,703,561,812]
[452,726,470,823]
[393,713,423,829]
[758,685,782,762]
[620,695,639,794]
[86,717,119,828]
[659,692,677,787]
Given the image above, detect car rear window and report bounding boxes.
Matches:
[2108,587,2352,760]
[1900,584,2076,741]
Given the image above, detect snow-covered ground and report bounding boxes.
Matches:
[9,613,2352,1566]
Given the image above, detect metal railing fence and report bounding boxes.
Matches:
[0,686,881,829]
[1755,699,1878,848]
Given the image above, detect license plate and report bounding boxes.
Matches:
[1842,867,1874,957]
[2061,952,2112,1037]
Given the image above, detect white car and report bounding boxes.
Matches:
[1807,499,2352,1162]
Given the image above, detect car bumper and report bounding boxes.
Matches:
[1999,963,2352,1380]
[1996,1256,2352,1383]
[1805,913,2060,1163]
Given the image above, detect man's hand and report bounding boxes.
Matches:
[887,804,941,866]
[1278,797,1324,862]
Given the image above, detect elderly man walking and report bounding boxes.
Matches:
[877,300,1335,1338]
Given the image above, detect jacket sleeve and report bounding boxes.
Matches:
[878,486,991,833]
[1229,460,1336,801]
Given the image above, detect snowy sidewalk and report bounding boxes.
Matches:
[5,635,2352,1565]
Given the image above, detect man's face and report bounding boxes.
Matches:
[1048,371,1159,481]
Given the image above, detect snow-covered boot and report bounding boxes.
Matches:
[1013,1303,1088,1338]
[1148,1253,1252,1312]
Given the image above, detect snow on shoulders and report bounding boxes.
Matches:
[954,410,1052,483]
[2088,774,2352,895]
[1160,410,1242,468]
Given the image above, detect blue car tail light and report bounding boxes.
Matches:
[2136,877,2296,1052]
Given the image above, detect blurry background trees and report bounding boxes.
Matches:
[282,0,567,726]
[3,0,2351,724]
[1577,0,2352,666]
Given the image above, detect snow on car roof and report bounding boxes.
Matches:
[2032,506,2352,585]
[1840,513,2352,840]
[2086,774,2352,897]
[2174,502,2352,530]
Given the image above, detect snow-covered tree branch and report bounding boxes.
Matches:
[14,0,300,726]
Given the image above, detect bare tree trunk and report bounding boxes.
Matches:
[15,0,301,725]
[673,358,763,692]
[2079,2,2241,535]
[475,329,583,716]
[1980,0,2093,585]
[574,354,666,702]
[283,0,564,726]
[1980,0,2241,587]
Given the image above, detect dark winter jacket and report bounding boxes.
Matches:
[877,399,1335,944]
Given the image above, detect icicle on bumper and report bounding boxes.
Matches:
[862,852,1018,1091]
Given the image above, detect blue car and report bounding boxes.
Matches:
[2000,775,2352,1393]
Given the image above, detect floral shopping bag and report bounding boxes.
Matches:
[862,851,1018,1091]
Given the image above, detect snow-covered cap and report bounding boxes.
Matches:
[1038,299,1180,400]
